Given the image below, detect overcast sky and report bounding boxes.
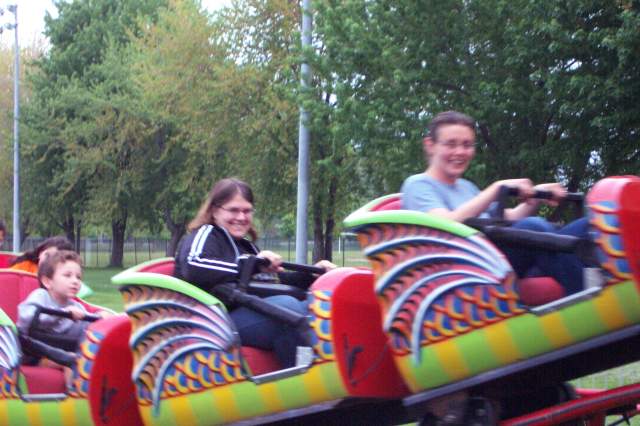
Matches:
[0,0,230,48]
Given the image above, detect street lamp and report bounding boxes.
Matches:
[295,0,311,264]
[0,4,20,252]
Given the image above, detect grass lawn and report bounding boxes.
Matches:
[82,267,126,312]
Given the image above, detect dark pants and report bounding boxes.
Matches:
[31,320,90,352]
[501,217,590,295]
[230,295,308,368]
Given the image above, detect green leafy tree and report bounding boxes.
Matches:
[212,0,302,223]
[22,0,166,264]
[130,0,235,255]
[0,43,43,243]
[133,0,315,253]
[311,0,640,205]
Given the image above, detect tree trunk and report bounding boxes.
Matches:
[61,214,76,247]
[311,194,324,264]
[167,227,185,257]
[322,176,338,261]
[163,207,186,257]
[74,220,82,252]
[312,212,324,264]
[109,211,128,268]
[323,217,334,261]
[19,216,31,247]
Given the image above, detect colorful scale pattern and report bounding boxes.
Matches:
[589,201,633,285]
[151,348,244,404]
[68,329,103,398]
[0,326,19,399]
[121,284,241,414]
[399,279,640,392]
[308,290,335,362]
[354,223,523,361]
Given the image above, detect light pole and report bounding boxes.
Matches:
[0,4,19,251]
[295,0,311,264]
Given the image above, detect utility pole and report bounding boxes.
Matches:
[295,0,311,264]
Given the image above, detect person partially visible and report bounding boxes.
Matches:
[10,236,93,297]
[0,219,6,248]
[175,178,336,368]
[10,236,74,274]
[401,110,589,295]
[17,251,111,380]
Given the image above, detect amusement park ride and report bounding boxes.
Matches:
[0,175,639,426]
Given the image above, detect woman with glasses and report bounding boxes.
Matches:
[174,178,335,368]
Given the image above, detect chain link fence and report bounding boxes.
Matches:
[4,233,366,268]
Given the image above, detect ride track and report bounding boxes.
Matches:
[0,175,638,425]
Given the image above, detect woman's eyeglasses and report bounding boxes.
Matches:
[440,140,476,150]
[217,206,255,216]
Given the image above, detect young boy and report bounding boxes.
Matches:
[17,250,109,357]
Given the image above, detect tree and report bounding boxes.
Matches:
[0,43,44,243]
[133,0,319,255]
[311,0,640,203]
[130,0,235,255]
[22,0,166,264]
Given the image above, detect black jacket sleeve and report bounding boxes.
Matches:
[178,225,240,292]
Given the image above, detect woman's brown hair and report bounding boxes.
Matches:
[188,178,258,241]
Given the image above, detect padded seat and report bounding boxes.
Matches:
[0,270,40,322]
[135,258,175,275]
[0,252,16,268]
[0,270,112,395]
[20,365,66,394]
[241,347,281,375]
[370,194,402,211]
[517,276,565,306]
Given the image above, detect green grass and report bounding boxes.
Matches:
[82,267,125,312]
[572,363,640,425]
[79,248,370,269]
[80,250,169,269]
[573,362,640,390]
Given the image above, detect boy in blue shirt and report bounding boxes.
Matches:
[401,111,589,294]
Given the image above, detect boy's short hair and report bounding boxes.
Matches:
[428,111,476,141]
[38,250,82,282]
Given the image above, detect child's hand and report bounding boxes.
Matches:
[66,306,86,321]
[98,310,114,319]
[314,260,337,273]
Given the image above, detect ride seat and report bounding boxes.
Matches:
[133,257,283,374]
[517,276,565,306]
[0,270,40,322]
[20,365,66,394]
[0,270,67,394]
[369,194,402,211]
[0,252,17,268]
[135,257,175,275]
[365,194,566,306]
[0,270,110,395]
[241,347,280,375]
